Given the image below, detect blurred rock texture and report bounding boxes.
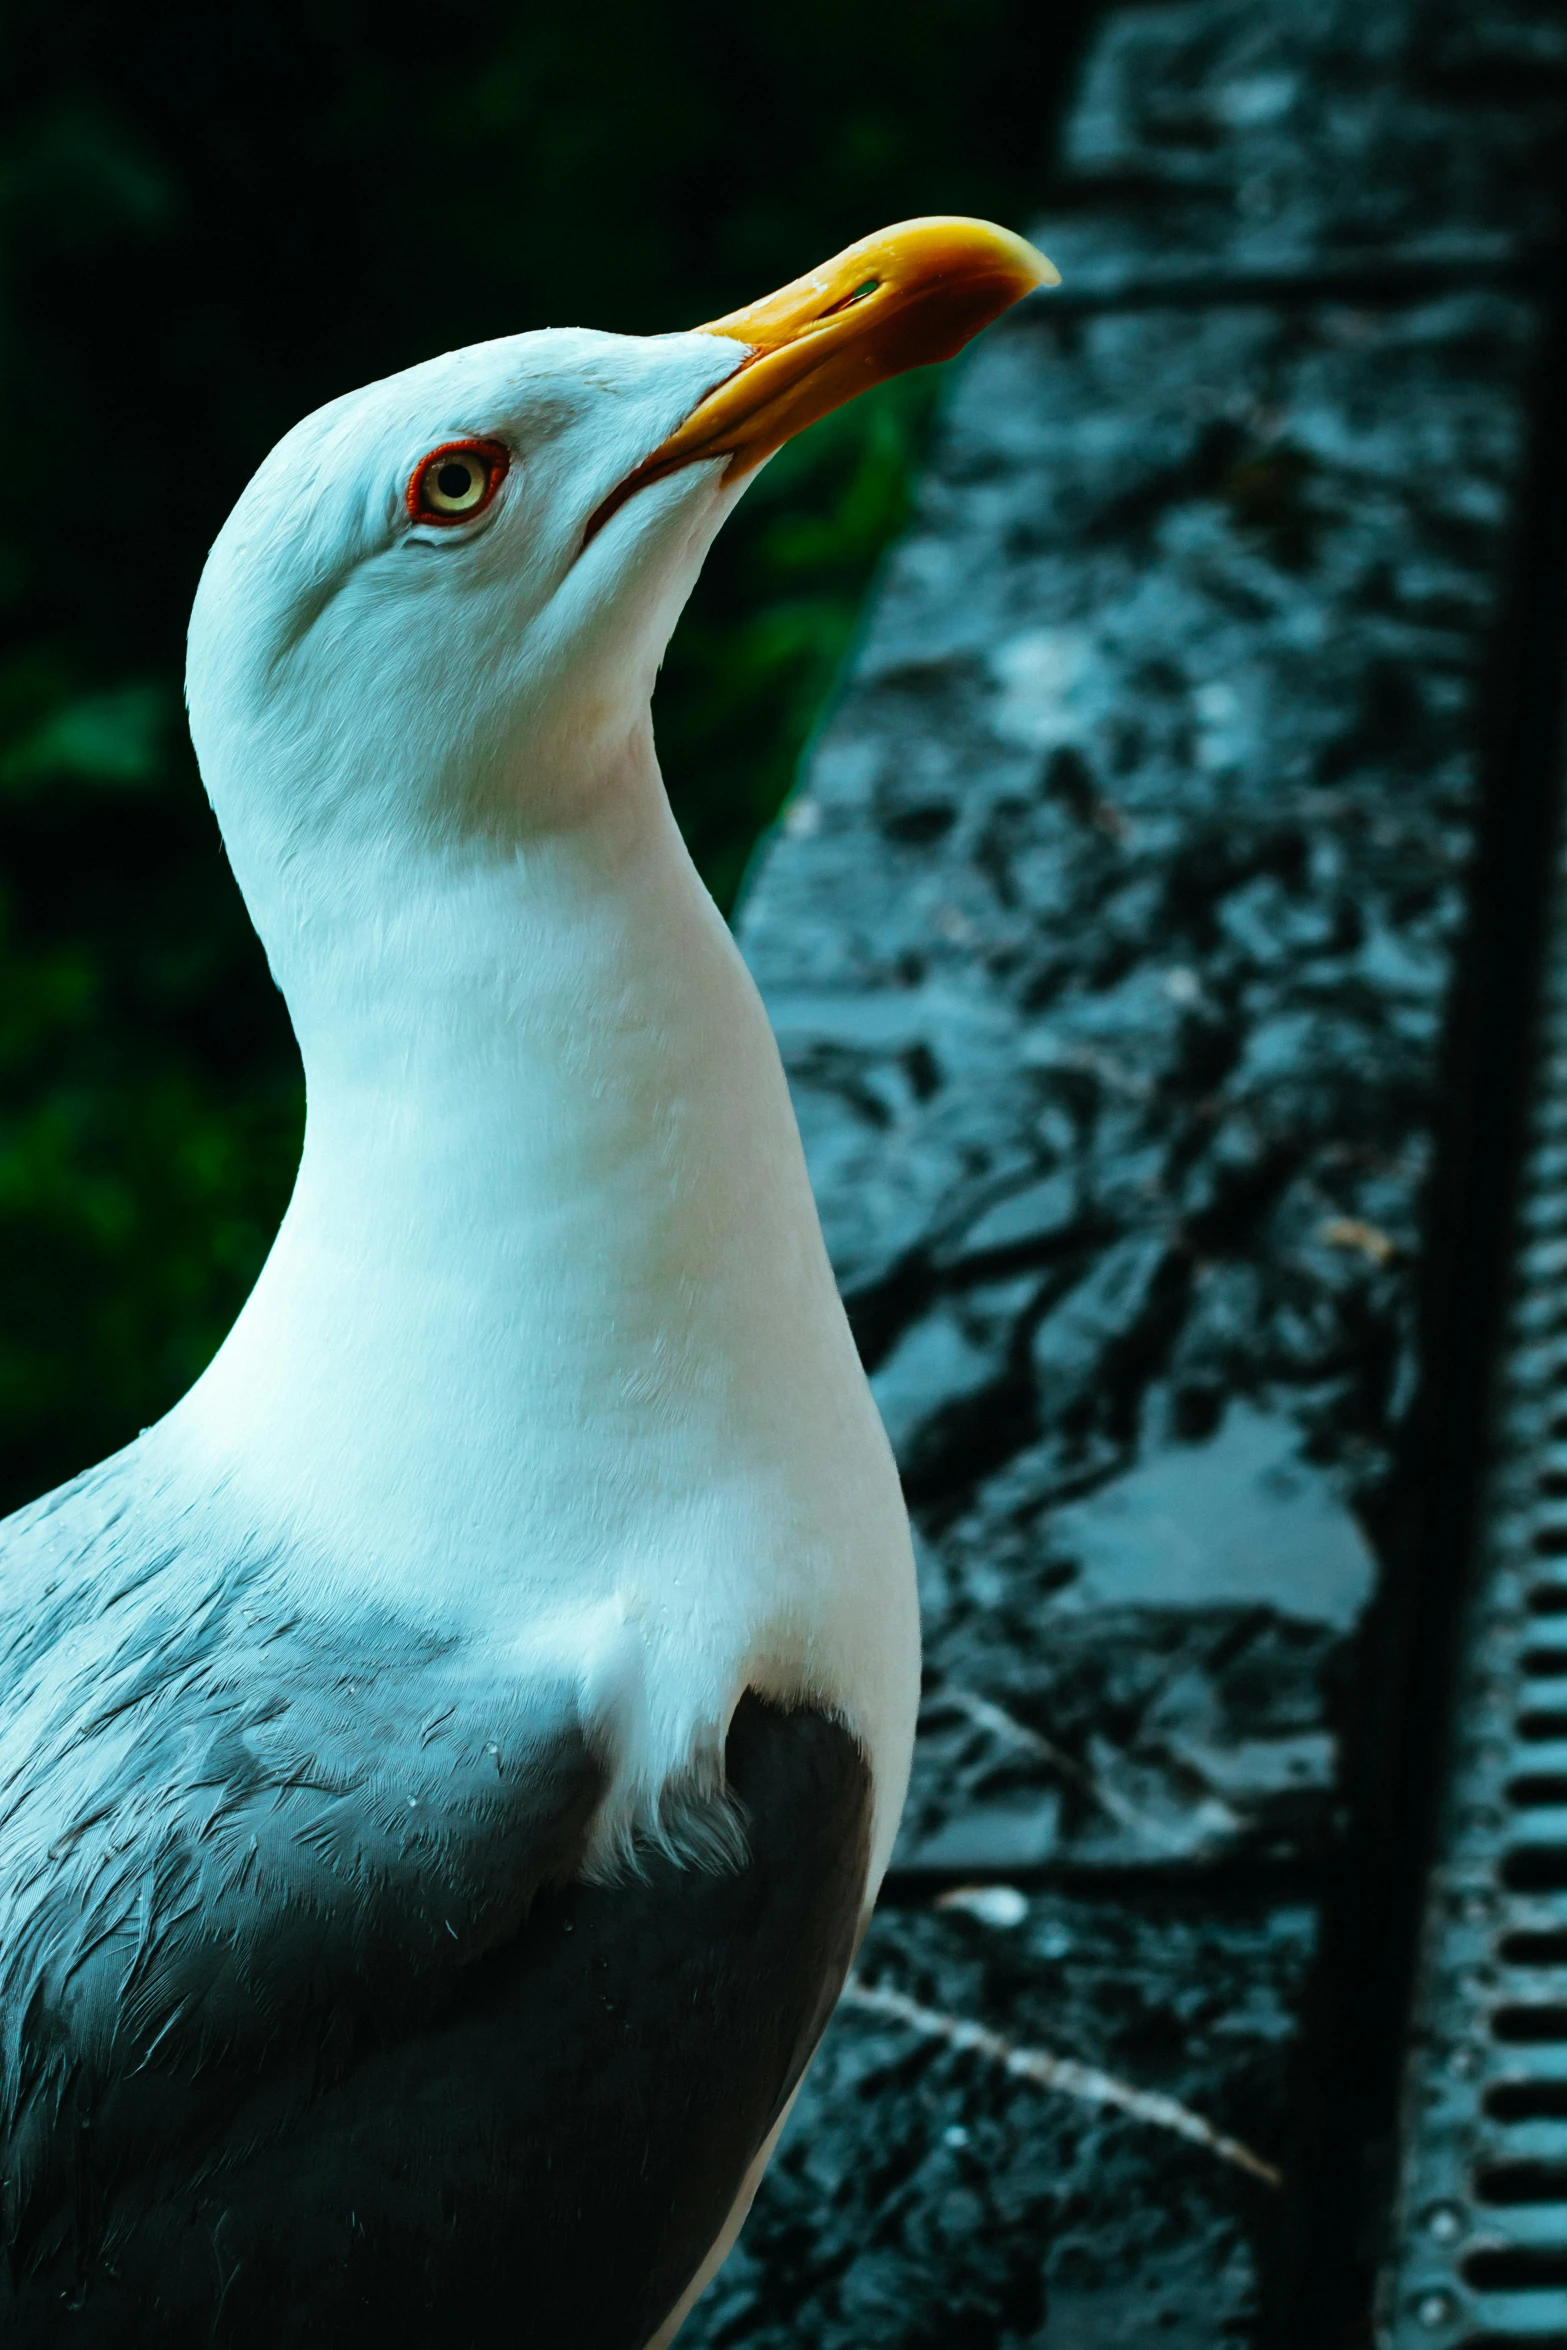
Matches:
[679,1,1567,2344]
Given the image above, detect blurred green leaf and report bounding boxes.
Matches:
[1,682,172,791]
[0,103,175,248]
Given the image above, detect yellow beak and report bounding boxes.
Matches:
[587,216,1057,541]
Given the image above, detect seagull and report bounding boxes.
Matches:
[0,218,1054,2347]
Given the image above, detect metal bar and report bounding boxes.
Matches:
[1380,821,1567,2346]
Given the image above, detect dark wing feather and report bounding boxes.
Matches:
[0,1456,872,2349]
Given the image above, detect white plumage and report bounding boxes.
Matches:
[183,318,920,1883]
[0,218,1052,2346]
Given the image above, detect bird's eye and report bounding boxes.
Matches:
[407,439,510,527]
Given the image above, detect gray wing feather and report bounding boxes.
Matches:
[0,1448,602,2278]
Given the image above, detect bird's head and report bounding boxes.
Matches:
[187,218,1055,983]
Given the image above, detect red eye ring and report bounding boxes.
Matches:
[406,438,510,527]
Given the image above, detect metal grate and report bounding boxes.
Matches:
[1380,804,1567,2346]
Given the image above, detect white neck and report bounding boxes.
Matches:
[182,737,874,1561]
[169,728,916,1870]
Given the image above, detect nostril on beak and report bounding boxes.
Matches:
[820,279,881,319]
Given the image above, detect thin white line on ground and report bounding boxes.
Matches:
[840,1976,1282,2187]
[925,1686,1237,1855]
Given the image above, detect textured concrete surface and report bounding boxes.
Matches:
[704,1897,1312,2349]
[681,3,1567,2343]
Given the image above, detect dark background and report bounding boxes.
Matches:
[0,0,1095,1515]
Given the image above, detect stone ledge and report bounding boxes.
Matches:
[681,0,1562,2340]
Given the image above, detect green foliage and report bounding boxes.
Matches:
[0,0,1091,1508]
[658,373,941,905]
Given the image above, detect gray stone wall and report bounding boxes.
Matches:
[682,4,1567,2343]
